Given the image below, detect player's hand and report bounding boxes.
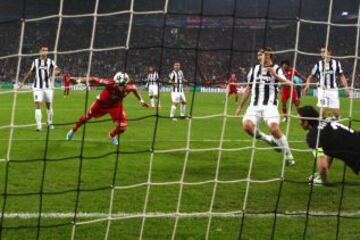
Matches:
[140,100,149,108]
[16,83,23,89]
[266,67,276,75]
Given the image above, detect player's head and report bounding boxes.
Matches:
[231,73,236,78]
[113,72,129,86]
[148,65,154,72]
[173,62,181,71]
[298,105,320,130]
[39,45,48,58]
[280,60,290,70]
[320,47,331,60]
[257,47,272,63]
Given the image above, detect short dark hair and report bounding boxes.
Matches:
[321,47,332,52]
[260,46,273,59]
[280,60,290,66]
[40,45,48,49]
[298,106,320,126]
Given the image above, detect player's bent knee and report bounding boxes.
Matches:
[243,121,255,134]
[268,123,281,136]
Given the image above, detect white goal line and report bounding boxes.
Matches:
[0,138,306,143]
[2,210,360,220]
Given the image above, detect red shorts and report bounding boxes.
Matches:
[88,101,127,130]
[229,87,238,94]
[281,87,299,104]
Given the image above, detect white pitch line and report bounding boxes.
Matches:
[0,138,307,143]
[2,211,360,219]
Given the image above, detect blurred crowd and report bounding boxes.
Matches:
[0,13,359,87]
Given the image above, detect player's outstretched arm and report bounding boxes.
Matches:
[130,86,149,108]
[316,155,333,185]
[235,85,250,116]
[19,70,33,88]
[70,77,99,85]
[267,67,293,86]
[302,75,314,96]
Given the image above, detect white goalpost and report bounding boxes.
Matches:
[0,0,359,239]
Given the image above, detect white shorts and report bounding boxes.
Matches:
[317,88,339,109]
[171,92,186,103]
[33,89,54,103]
[242,105,280,126]
[148,85,159,97]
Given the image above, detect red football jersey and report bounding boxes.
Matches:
[63,73,71,87]
[93,78,136,107]
[228,77,237,84]
[284,67,301,81]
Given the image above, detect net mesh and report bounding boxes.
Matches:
[0,0,359,239]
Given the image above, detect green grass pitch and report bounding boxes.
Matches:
[0,88,360,239]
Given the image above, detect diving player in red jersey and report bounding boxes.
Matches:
[226,73,239,103]
[65,72,149,145]
[280,60,306,122]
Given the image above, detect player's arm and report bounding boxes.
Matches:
[235,85,250,116]
[267,67,293,86]
[303,63,319,96]
[316,153,333,186]
[19,70,33,88]
[294,70,306,82]
[302,75,315,96]
[128,85,149,108]
[339,73,350,96]
[19,60,36,88]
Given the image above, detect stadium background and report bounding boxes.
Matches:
[0,0,360,240]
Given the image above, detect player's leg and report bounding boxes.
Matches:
[292,88,301,115]
[242,107,273,143]
[108,108,127,145]
[329,90,340,120]
[281,88,289,122]
[317,88,331,118]
[33,90,43,131]
[66,102,99,140]
[170,92,179,120]
[154,95,160,108]
[180,93,187,118]
[265,106,294,165]
[150,96,155,108]
[153,85,160,108]
[44,89,54,129]
[235,93,239,103]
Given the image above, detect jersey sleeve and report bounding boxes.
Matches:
[126,84,137,93]
[311,63,319,77]
[246,67,254,83]
[306,128,321,149]
[294,69,302,78]
[276,66,286,81]
[169,71,174,81]
[93,78,115,87]
[30,60,36,73]
[336,61,344,75]
[51,60,57,69]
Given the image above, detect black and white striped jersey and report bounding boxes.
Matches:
[247,64,284,106]
[311,59,344,89]
[146,71,159,86]
[30,58,57,89]
[169,70,184,93]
